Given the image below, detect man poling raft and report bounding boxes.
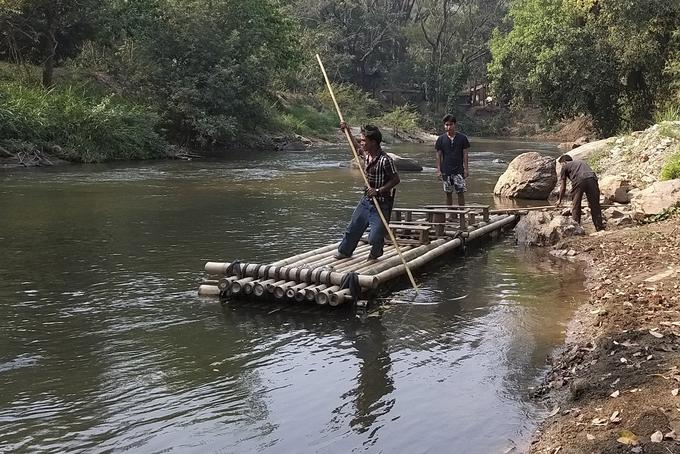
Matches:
[316,54,420,293]
[334,122,400,262]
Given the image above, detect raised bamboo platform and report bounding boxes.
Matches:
[199,205,519,307]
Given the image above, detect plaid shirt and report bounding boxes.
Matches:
[362,147,398,202]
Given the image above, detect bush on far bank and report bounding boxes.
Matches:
[0,81,166,163]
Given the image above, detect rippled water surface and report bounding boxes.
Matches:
[0,139,585,453]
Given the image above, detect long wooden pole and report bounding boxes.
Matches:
[316,54,418,294]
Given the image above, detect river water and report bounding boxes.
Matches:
[0,138,584,453]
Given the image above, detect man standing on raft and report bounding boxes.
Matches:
[335,123,400,262]
[435,114,470,206]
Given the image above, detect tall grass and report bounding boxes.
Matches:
[378,105,421,135]
[273,104,337,139]
[653,104,680,123]
[0,82,166,162]
[661,146,680,180]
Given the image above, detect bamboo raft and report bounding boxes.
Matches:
[199,205,519,307]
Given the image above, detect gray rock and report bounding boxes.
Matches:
[494,152,557,200]
[515,211,586,246]
[599,175,633,203]
[631,179,680,219]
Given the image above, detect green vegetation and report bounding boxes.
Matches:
[654,105,680,124]
[0,81,164,162]
[0,0,679,163]
[378,105,421,136]
[661,147,680,180]
[586,145,613,174]
[274,104,338,140]
[488,0,680,136]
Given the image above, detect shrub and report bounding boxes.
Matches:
[315,84,380,125]
[273,104,337,138]
[378,105,421,135]
[0,82,166,162]
[661,147,680,180]
[654,104,680,123]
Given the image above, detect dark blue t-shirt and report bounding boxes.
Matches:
[435,132,470,175]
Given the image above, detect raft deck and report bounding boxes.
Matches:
[199,205,518,306]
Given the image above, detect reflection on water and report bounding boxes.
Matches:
[0,138,584,453]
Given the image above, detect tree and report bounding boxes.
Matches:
[0,0,100,87]
[488,0,680,135]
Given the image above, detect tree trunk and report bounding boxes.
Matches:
[41,7,58,89]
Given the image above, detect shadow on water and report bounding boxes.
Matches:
[0,138,585,453]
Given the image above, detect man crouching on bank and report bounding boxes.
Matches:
[335,123,400,262]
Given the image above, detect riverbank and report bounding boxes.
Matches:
[529,213,680,453]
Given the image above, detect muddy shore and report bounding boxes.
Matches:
[529,214,680,454]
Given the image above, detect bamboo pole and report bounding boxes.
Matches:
[316,285,341,305]
[243,280,257,295]
[270,241,342,266]
[316,54,418,294]
[231,277,254,294]
[253,279,276,297]
[304,284,328,301]
[360,239,448,276]
[371,214,518,286]
[267,279,287,293]
[204,242,342,275]
[198,284,220,296]
[330,289,352,307]
[274,281,297,299]
[286,282,309,299]
[217,276,238,290]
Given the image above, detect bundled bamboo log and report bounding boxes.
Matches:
[243,280,257,295]
[212,261,379,288]
[359,239,448,278]
[329,289,352,306]
[231,277,255,294]
[198,284,221,296]
[274,281,297,299]
[267,279,287,293]
[286,282,309,299]
[372,214,518,286]
[205,243,341,275]
[316,285,340,305]
[253,279,276,296]
[218,276,238,291]
[304,284,328,301]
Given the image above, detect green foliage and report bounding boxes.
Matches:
[316,83,380,125]
[586,145,612,174]
[273,104,337,138]
[642,205,680,223]
[0,81,165,162]
[654,105,680,123]
[489,0,680,136]
[378,105,421,135]
[661,146,680,180]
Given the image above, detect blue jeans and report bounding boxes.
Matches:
[338,197,391,259]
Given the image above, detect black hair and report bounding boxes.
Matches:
[558,154,573,162]
[442,114,457,124]
[361,124,382,143]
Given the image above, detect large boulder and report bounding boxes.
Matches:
[567,137,613,161]
[349,152,423,172]
[599,175,634,204]
[494,152,557,199]
[630,179,680,218]
[515,211,586,246]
